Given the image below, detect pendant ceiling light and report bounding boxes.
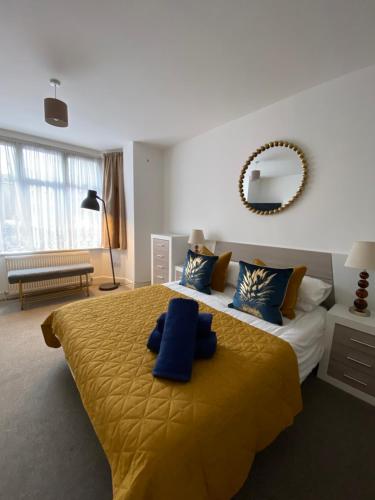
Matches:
[44,78,68,127]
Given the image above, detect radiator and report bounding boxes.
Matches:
[5,251,92,295]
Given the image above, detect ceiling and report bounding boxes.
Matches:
[1,0,375,151]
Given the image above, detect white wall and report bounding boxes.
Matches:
[120,142,136,284]
[133,142,164,284]
[164,65,375,253]
[163,65,375,308]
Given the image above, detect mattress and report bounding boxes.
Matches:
[165,282,327,382]
[41,284,302,500]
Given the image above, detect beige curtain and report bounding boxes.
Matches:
[101,152,127,249]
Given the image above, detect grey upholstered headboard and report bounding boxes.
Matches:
[214,241,335,308]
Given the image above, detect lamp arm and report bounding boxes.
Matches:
[99,197,116,286]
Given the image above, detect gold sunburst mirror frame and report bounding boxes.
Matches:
[239,140,308,215]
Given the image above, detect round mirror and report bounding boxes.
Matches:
[239,141,307,215]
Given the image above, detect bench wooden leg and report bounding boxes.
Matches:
[79,274,83,290]
[85,274,89,297]
[19,281,24,310]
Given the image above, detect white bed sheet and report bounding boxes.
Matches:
[164,282,326,382]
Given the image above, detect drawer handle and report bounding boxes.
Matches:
[156,275,164,279]
[343,373,367,387]
[156,254,165,258]
[346,355,372,368]
[157,244,165,248]
[350,337,375,349]
[156,265,164,269]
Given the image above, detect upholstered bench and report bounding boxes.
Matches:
[7,263,94,310]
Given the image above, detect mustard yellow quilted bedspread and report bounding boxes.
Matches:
[42,285,302,500]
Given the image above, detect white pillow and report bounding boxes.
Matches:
[296,276,332,312]
[226,261,240,288]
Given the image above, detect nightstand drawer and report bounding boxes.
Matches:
[328,359,375,397]
[332,323,375,355]
[153,274,168,284]
[153,239,170,254]
[153,257,169,274]
[153,257,169,277]
[153,266,169,281]
[330,343,375,377]
[151,234,188,286]
[153,249,169,261]
[153,253,168,266]
[153,267,168,277]
[318,304,375,406]
[154,261,168,272]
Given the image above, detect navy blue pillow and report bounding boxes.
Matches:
[180,250,218,294]
[228,261,293,325]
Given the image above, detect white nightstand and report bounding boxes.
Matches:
[175,265,183,281]
[318,303,375,406]
[151,234,188,285]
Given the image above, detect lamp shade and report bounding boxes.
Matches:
[81,190,100,211]
[251,169,261,181]
[44,98,68,127]
[345,241,375,270]
[188,229,205,245]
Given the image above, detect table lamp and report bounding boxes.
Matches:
[345,241,375,317]
[81,190,119,291]
[188,229,205,253]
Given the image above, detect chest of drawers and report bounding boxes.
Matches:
[151,234,188,285]
[318,304,375,405]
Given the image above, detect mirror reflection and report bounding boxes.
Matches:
[240,143,306,214]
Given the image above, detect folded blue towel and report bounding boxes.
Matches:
[156,312,213,337]
[148,327,217,359]
[152,298,199,382]
[147,328,163,353]
[196,331,217,359]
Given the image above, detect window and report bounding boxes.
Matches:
[0,139,103,253]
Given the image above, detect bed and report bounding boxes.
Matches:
[166,281,327,382]
[41,243,334,500]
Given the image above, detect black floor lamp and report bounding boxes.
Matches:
[81,190,119,291]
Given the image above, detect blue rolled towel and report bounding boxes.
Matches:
[156,312,213,337]
[147,327,217,359]
[147,328,163,353]
[196,331,217,359]
[152,298,199,382]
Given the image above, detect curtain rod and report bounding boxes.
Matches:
[0,134,103,160]
[104,149,123,154]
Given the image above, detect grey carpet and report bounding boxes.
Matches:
[1,291,374,500]
[234,376,375,500]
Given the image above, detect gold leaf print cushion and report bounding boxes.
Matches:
[253,258,307,319]
[200,246,232,292]
[180,250,218,294]
[229,261,293,325]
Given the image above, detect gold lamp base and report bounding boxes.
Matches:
[349,306,370,317]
